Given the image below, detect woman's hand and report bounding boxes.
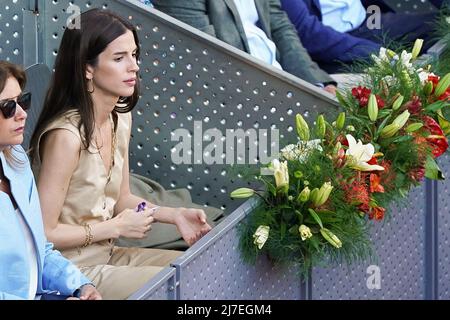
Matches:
[324,84,337,95]
[114,208,154,239]
[67,284,102,300]
[173,208,212,246]
[78,284,102,300]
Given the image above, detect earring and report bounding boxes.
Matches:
[87,79,95,94]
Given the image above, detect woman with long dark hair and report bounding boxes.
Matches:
[30,9,211,299]
[0,61,101,300]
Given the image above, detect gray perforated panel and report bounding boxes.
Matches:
[178,230,303,300]
[128,267,177,300]
[312,185,426,299]
[437,154,450,299]
[38,0,339,213]
[173,199,304,300]
[0,0,27,64]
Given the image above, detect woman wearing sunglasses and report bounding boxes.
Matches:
[0,61,101,300]
[29,9,211,300]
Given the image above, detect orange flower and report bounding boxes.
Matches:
[343,178,370,207]
[370,173,385,193]
[379,160,396,191]
[369,206,385,221]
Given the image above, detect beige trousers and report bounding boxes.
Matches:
[80,246,182,300]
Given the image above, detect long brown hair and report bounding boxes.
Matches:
[0,61,27,167]
[29,8,140,162]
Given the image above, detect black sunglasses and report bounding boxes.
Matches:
[0,92,32,119]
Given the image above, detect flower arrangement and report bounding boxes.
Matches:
[231,40,450,276]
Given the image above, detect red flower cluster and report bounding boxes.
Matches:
[404,95,422,114]
[428,74,440,89]
[423,116,449,158]
[351,86,385,108]
[428,75,450,101]
[342,170,386,221]
[409,166,426,182]
[439,90,450,101]
[343,178,370,208]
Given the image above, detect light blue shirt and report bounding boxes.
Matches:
[15,208,38,299]
[0,147,91,300]
[233,0,282,69]
[318,0,366,33]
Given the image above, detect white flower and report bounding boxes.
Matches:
[299,139,322,162]
[280,140,322,162]
[372,47,413,70]
[253,225,270,249]
[271,159,289,189]
[280,144,300,161]
[399,50,413,70]
[381,75,396,87]
[417,68,437,85]
[372,47,389,66]
[417,68,430,83]
[299,225,312,241]
[345,134,384,171]
[446,16,450,24]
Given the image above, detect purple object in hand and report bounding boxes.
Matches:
[136,202,147,212]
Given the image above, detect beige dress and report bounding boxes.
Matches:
[33,110,181,300]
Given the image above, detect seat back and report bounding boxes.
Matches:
[22,64,52,151]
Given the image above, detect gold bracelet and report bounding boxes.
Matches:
[83,223,93,247]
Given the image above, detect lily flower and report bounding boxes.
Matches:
[253,225,270,249]
[272,159,289,191]
[320,228,342,249]
[345,135,384,171]
[297,186,310,203]
[230,188,255,199]
[399,50,413,70]
[314,182,333,207]
[299,225,313,241]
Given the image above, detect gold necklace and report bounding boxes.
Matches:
[96,115,116,183]
[96,126,104,150]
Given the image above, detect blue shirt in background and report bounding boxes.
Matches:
[318,0,366,32]
[232,0,282,69]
